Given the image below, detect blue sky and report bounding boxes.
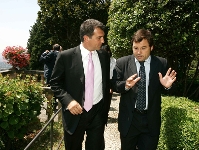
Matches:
[0,0,40,61]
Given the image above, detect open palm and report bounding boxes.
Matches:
[159,68,177,88]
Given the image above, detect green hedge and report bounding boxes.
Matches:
[158,96,199,149]
[0,74,45,148]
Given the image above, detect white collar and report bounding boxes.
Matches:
[134,55,151,64]
[80,43,97,60]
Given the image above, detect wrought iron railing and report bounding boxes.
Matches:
[24,107,64,150]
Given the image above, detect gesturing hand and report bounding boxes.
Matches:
[158,68,177,88]
[125,74,141,89]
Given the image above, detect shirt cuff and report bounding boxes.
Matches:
[165,86,172,90]
[125,86,130,91]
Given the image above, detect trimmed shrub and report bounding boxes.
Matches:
[158,96,199,149]
[0,74,45,148]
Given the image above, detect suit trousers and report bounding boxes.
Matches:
[120,110,159,150]
[64,100,105,150]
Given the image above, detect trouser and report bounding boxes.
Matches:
[120,111,159,150]
[64,100,105,150]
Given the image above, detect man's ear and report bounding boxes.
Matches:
[83,35,89,42]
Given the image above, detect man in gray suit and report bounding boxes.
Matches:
[112,29,177,150]
[50,19,110,150]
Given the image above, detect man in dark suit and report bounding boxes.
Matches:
[111,29,177,150]
[50,19,110,150]
[39,44,62,86]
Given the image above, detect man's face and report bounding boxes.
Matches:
[84,27,105,51]
[132,39,153,61]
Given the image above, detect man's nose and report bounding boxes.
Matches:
[101,37,104,43]
[137,49,142,54]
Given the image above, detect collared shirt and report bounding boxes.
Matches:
[80,44,102,105]
[110,56,116,79]
[135,56,151,110]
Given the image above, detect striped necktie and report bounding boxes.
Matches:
[84,52,94,111]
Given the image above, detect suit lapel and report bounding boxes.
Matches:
[149,55,158,81]
[129,55,137,76]
[96,50,108,99]
[96,50,106,84]
[72,46,84,84]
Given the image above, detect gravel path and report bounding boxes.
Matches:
[39,92,121,150]
[104,92,121,150]
[82,92,121,150]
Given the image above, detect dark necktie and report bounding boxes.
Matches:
[84,52,94,111]
[136,61,146,110]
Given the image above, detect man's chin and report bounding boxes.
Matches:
[136,57,144,61]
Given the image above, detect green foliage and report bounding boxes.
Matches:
[158,96,199,149]
[108,0,199,97]
[37,0,111,48]
[27,20,52,70]
[0,74,45,141]
[107,0,140,58]
[108,0,199,59]
[28,0,111,70]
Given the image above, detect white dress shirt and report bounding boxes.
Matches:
[135,56,151,110]
[110,56,116,79]
[80,44,103,105]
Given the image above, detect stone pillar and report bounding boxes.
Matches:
[42,87,62,121]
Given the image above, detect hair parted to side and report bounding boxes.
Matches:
[131,29,154,47]
[79,19,105,42]
[101,44,112,57]
[53,44,61,51]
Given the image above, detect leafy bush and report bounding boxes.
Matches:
[107,0,199,97]
[0,74,45,148]
[158,96,199,149]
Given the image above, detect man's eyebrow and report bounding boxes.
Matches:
[97,36,104,38]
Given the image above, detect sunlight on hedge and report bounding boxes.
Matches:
[158,96,199,150]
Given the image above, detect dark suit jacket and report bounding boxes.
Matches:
[39,50,59,81]
[50,45,110,135]
[112,55,168,137]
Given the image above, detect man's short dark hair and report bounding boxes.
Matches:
[53,44,60,51]
[132,29,154,47]
[79,19,105,42]
[101,45,112,57]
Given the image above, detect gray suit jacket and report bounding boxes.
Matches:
[50,45,110,135]
[112,55,168,137]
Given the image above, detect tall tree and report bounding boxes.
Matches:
[28,0,110,69]
[27,20,52,70]
[37,0,111,49]
[108,0,199,97]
